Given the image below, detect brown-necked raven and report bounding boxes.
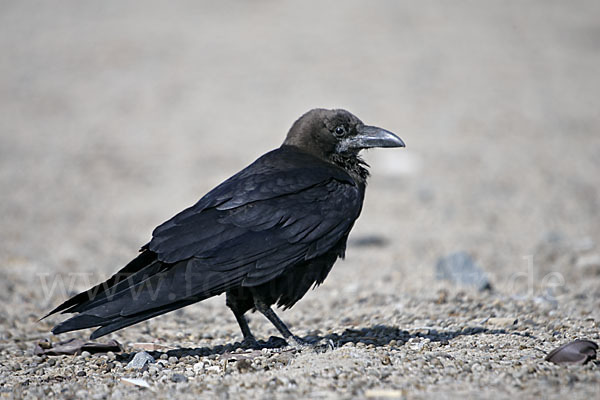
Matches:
[45,109,405,346]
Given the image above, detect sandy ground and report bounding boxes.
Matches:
[1,1,600,398]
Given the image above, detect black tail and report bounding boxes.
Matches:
[45,250,246,339]
[43,250,160,318]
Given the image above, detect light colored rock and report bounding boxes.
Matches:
[576,254,600,274]
[126,352,155,370]
[120,378,151,389]
[486,318,518,327]
[192,362,204,374]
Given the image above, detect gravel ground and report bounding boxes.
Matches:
[1,1,600,399]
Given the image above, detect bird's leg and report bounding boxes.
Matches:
[253,299,306,347]
[232,309,259,348]
[226,293,259,348]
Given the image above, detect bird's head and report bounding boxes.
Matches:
[283,109,405,160]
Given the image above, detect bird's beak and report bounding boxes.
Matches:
[349,125,406,149]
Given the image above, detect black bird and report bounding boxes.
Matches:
[45,109,405,346]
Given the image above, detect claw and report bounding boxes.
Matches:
[286,335,308,349]
[285,336,335,352]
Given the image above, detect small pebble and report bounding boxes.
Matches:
[487,318,518,327]
[193,362,204,374]
[170,373,188,383]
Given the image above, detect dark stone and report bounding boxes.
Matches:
[435,251,492,291]
[545,339,598,365]
[170,373,188,383]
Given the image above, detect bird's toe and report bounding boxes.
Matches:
[284,335,311,350]
[240,336,261,350]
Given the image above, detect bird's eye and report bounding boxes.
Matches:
[334,126,346,137]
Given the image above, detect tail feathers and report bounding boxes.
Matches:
[42,250,158,319]
[48,256,250,338]
[68,260,167,315]
[52,297,198,338]
[52,314,110,335]
[88,298,200,339]
[53,273,244,339]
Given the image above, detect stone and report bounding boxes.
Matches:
[126,351,155,370]
[436,252,492,291]
[170,373,188,383]
[486,317,518,327]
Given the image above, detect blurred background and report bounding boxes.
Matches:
[1,0,599,326]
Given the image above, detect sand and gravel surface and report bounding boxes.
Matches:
[1,1,600,399]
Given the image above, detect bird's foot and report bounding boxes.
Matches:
[284,335,335,352]
[240,336,261,350]
[285,335,308,349]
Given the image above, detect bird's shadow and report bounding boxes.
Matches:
[116,324,534,363]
